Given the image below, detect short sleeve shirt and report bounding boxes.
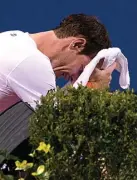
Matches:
[0,31,56,112]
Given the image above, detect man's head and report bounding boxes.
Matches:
[32,14,111,82]
[52,13,111,81]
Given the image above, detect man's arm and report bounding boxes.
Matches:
[7,51,56,109]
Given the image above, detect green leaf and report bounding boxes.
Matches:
[29,87,137,179]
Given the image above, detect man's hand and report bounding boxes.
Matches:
[88,62,117,89]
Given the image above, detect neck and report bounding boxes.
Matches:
[30,31,75,69]
[30,31,61,68]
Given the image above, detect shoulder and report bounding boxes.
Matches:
[0,30,56,88]
[0,30,36,51]
[8,49,56,88]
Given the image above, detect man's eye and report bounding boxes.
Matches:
[71,77,73,82]
[79,68,84,75]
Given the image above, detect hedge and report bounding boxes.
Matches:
[29,86,137,180]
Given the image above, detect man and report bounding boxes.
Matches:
[0,14,117,174]
[0,14,116,113]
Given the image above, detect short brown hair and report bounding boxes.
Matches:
[54,14,111,55]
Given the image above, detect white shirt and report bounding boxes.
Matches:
[0,31,56,112]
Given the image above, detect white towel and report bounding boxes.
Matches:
[73,47,130,89]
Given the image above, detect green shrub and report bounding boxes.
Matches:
[29,86,137,180]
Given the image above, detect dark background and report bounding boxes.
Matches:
[0,0,136,90]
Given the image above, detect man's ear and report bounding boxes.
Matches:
[69,38,86,52]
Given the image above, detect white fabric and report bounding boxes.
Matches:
[73,47,130,89]
[0,31,56,112]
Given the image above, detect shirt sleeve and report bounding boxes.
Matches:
[7,51,56,109]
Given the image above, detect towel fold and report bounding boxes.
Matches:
[73,47,130,89]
